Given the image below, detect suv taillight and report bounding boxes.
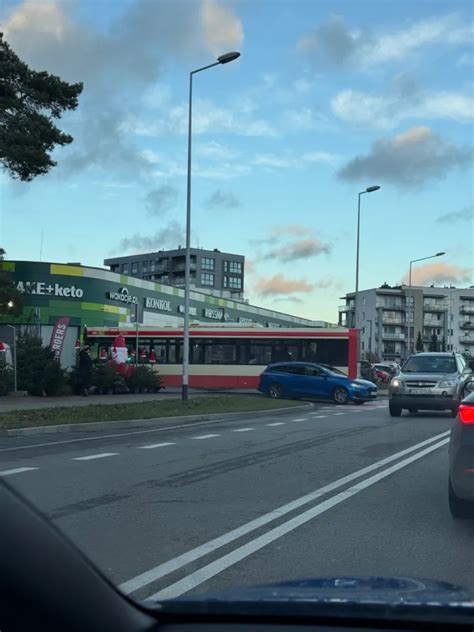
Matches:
[459,404,474,425]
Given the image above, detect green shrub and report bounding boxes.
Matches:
[16,332,66,396]
[92,363,125,394]
[126,366,163,393]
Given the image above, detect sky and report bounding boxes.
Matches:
[0,0,473,323]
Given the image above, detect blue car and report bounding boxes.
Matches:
[258,362,377,404]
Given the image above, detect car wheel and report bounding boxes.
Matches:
[408,407,418,415]
[389,401,402,417]
[268,383,283,399]
[332,387,349,404]
[449,478,474,519]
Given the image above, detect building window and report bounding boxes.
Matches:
[201,272,214,286]
[131,262,138,274]
[143,261,148,273]
[202,257,215,271]
[150,260,156,272]
[224,260,242,274]
[224,276,242,289]
[122,264,129,274]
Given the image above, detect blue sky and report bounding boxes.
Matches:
[1,0,473,322]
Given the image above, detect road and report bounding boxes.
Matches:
[1,399,473,602]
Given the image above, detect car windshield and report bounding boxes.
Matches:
[403,356,457,374]
[1,0,473,620]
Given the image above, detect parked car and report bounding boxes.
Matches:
[258,362,377,404]
[374,368,391,384]
[448,381,474,518]
[388,352,473,417]
[374,363,398,377]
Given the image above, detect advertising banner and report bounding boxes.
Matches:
[50,316,70,361]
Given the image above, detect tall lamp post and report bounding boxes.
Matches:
[5,300,17,393]
[354,185,380,370]
[182,51,240,401]
[407,251,445,355]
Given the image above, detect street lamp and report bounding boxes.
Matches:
[408,251,445,287]
[182,51,240,401]
[354,185,380,369]
[406,251,446,355]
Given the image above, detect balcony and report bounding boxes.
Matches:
[383,315,404,325]
[382,333,406,340]
[423,303,446,312]
[460,337,474,345]
[460,305,474,315]
[338,304,354,313]
[423,321,444,327]
[173,262,197,272]
[376,302,405,310]
[460,321,474,329]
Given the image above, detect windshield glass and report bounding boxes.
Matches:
[403,356,457,374]
[1,0,473,618]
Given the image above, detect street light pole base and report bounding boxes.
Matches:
[182,384,189,401]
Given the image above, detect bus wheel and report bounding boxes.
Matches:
[268,383,283,399]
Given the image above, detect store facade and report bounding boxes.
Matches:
[0,261,328,367]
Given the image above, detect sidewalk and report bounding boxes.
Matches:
[0,388,259,413]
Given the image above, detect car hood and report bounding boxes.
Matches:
[399,372,458,382]
[157,575,472,607]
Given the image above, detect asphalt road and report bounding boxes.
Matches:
[1,399,473,602]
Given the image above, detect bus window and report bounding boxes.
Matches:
[204,341,237,365]
[168,339,183,364]
[249,342,272,365]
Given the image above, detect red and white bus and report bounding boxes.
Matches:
[84,325,358,388]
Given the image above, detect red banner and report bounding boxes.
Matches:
[50,316,70,361]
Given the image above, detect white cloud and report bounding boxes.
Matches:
[284,107,333,132]
[122,98,277,138]
[252,151,337,169]
[195,141,239,160]
[331,88,474,129]
[299,13,474,69]
[201,0,243,54]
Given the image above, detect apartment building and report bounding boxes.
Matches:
[338,284,474,361]
[104,247,245,300]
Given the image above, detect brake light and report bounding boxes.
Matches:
[458,404,474,425]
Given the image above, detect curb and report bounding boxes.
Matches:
[2,403,313,437]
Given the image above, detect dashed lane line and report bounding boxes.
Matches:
[266,422,285,427]
[0,466,39,476]
[192,434,221,440]
[232,428,255,433]
[139,442,176,449]
[73,452,119,461]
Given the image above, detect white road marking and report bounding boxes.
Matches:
[120,430,449,595]
[73,452,118,461]
[232,428,254,433]
[265,422,285,427]
[192,434,220,440]
[291,418,306,422]
[139,442,176,449]
[150,436,449,600]
[313,415,327,419]
[0,413,271,454]
[333,413,345,416]
[0,466,38,476]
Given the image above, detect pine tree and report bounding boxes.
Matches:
[415,331,423,352]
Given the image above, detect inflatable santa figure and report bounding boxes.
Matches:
[107,334,134,378]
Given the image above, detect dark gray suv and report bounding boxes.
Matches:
[388,352,473,417]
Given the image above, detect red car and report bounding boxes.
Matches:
[375,368,391,383]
